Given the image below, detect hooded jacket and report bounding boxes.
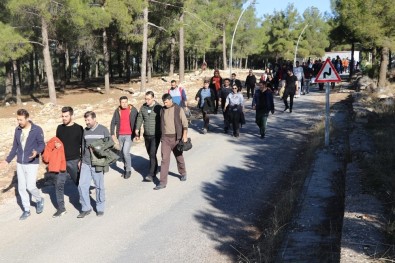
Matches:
[42,137,66,173]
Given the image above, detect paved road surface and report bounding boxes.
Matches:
[0,92,326,263]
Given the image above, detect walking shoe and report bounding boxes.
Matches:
[283,106,289,112]
[180,175,187,182]
[52,209,66,218]
[290,109,292,113]
[19,211,31,220]
[36,198,44,214]
[97,211,104,217]
[145,175,153,182]
[260,134,265,139]
[224,128,228,134]
[77,209,92,218]
[153,184,166,190]
[202,128,207,134]
[124,171,131,179]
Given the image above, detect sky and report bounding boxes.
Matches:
[253,0,332,18]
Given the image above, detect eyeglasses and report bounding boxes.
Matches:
[232,88,238,90]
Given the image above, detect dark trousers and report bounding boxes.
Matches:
[246,86,254,99]
[144,135,160,177]
[202,110,210,129]
[229,110,241,136]
[55,159,79,210]
[159,136,186,186]
[214,94,219,113]
[221,101,230,130]
[283,91,295,110]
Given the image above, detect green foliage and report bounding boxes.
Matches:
[0,22,32,62]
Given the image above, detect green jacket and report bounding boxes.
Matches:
[135,101,162,137]
[88,137,118,173]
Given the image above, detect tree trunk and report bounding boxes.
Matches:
[117,40,122,78]
[34,49,41,88]
[65,45,70,84]
[29,53,35,92]
[179,12,185,82]
[349,42,355,81]
[80,51,86,81]
[141,3,148,91]
[41,17,56,104]
[58,43,66,90]
[95,57,99,78]
[378,46,389,88]
[147,53,152,83]
[222,24,227,70]
[245,56,248,69]
[126,43,131,82]
[4,62,13,104]
[372,47,377,65]
[169,37,175,77]
[103,29,110,93]
[12,60,22,105]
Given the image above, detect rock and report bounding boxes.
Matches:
[5,102,10,107]
[32,104,37,108]
[22,102,27,106]
[97,87,101,91]
[355,76,377,92]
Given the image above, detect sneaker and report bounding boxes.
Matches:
[180,175,187,182]
[145,175,153,182]
[153,184,166,190]
[202,128,207,134]
[77,209,92,218]
[52,209,67,218]
[36,198,44,214]
[97,211,104,217]
[260,134,265,139]
[283,106,289,112]
[124,171,131,179]
[19,211,31,220]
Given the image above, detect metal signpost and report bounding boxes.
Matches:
[314,58,342,146]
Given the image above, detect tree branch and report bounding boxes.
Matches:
[147,22,167,32]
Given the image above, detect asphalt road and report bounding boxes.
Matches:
[0,92,326,263]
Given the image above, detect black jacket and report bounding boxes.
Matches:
[110,105,138,139]
[195,88,215,113]
[245,75,256,88]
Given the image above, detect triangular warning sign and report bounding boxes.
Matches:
[315,58,341,83]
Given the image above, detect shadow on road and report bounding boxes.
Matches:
[193,94,325,260]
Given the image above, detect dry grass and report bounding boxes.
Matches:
[362,94,395,243]
[239,119,326,263]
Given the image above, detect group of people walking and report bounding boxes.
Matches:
[1,81,189,220]
[0,69,303,221]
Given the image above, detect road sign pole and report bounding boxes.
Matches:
[325,82,330,147]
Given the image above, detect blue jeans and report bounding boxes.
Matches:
[118,135,132,172]
[78,163,105,212]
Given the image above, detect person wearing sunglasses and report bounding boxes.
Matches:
[224,85,245,138]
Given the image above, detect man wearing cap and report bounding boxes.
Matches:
[110,96,138,179]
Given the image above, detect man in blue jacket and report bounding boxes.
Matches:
[0,109,45,220]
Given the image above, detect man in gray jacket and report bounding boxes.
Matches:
[135,91,162,182]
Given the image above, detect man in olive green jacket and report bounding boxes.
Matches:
[135,91,162,182]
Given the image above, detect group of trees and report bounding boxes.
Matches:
[0,0,346,105]
[330,0,395,87]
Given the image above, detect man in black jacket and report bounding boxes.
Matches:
[252,82,275,138]
[245,70,257,100]
[135,91,162,182]
[110,96,138,179]
[230,73,242,92]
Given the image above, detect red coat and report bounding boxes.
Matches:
[42,137,66,173]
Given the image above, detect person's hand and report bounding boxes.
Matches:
[252,106,256,110]
[0,160,8,169]
[29,149,37,159]
[78,160,81,170]
[54,142,62,149]
[183,137,188,143]
[134,137,140,142]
